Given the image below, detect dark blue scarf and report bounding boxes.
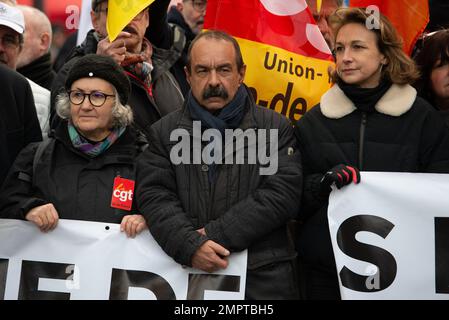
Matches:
[188,85,247,134]
[187,85,248,182]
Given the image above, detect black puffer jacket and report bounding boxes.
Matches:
[295,83,449,298]
[50,30,184,137]
[0,122,147,223]
[136,94,302,299]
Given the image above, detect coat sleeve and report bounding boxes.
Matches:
[146,0,172,50]
[293,118,331,221]
[204,119,303,251]
[0,143,48,220]
[136,120,208,266]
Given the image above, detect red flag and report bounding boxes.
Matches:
[204,0,334,122]
[349,0,429,55]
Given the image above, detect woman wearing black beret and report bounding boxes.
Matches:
[0,54,148,238]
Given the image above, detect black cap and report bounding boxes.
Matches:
[65,54,131,105]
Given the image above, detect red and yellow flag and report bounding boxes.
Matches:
[349,0,429,55]
[107,0,155,41]
[204,0,334,122]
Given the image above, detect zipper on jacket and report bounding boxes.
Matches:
[203,166,214,226]
[358,112,367,170]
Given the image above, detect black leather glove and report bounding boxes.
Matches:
[320,164,361,192]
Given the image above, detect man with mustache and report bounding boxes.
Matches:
[136,30,302,299]
[50,0,184,139]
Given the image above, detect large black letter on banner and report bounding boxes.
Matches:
[0,259,8,300]
[337,215,397,292]
[109,268,176,300]
[19,260,74,300]
[435,217,449,293]
[187,274,240,300]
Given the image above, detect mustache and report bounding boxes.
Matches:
[203,85,229,100]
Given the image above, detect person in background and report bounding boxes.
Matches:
[165,0,207,96]
[295,7,449,300]
[0,54,147,238]
[414,29,449,126]
[427,0,449,32]
[16,5,55,90]
[51,0,183,139]
[306,0,343,52]
[52,31,77,73]
[0,1,50,135]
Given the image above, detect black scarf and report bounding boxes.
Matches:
[338,79,392,113]
[187,85,248,182]
[17,53,55,90]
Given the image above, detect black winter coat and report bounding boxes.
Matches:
[17,53,56,90]
[0,65,42,187]
[0,123,146,223]
[295,83,449,298]
[136,97,303,299]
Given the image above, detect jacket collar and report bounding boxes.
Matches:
[320,83,417,119]
[176,86,258,134]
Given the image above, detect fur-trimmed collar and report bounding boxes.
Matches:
[320,83,417,119]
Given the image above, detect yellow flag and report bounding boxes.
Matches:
[107,0,155,41]
[317,0,322,13]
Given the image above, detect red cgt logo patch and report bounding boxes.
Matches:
[111,176,135,211]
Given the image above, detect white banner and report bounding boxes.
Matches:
[0,219,247,300]
[328,172,449,300]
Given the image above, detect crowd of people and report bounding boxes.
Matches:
[0,0,449,300]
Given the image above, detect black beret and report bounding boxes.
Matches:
[65,54,131,105]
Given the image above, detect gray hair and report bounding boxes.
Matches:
[55,88,133,128]
[186,30,245,72]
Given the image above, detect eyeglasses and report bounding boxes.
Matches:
[190,0,207,12]
[68,90,115,107]
[0,34,20,49]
